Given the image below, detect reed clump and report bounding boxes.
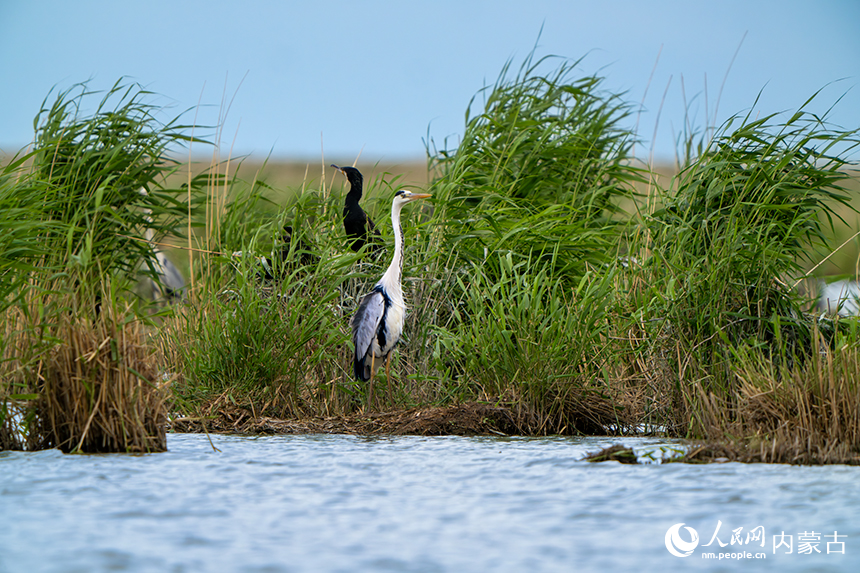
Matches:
[628,98,860,459]
[2,292,169,453]
[3,54,860,464]
[728,324,860,464]
[0,80,203,453]
[35,306,168,453]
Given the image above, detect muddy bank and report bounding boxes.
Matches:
[169,402,860,466]
[169,402,522,437]
[583,441,860,465]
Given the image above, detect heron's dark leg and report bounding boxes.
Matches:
[385,353,393,405]
[367,355,375,411]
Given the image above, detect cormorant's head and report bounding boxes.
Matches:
[331,164,363,191]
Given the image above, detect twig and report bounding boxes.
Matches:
[118,233,227,256]
[792,229,860,288]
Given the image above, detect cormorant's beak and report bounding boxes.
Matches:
[331,164,343,173]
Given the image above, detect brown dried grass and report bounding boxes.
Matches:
[731,334,860,464]
[170,401,521,436]
[30,309,168,453]
[666,326,860,464]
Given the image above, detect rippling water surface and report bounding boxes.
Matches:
[1,434,858,572]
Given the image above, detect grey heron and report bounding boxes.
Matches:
[818,279,860,317]
[332,165,382,254]
[350,189,430,406]
[137,189,185,303]
[143,225,185,302]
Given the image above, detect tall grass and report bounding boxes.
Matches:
[634,103,860,438]
[31,81,197,297]
[3,55,860,463]
[0,80,207,452]
[427,53,643,282]
[431,254,626,433]
[171,251,355,419]
[731,323,860,463]
[408,54,647,431]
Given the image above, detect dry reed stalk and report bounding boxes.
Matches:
[1,305,45,450]
[730,330,860,464]
[35,310,167,453]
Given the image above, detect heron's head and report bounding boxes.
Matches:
[331,164,363,190]
[393,189,431,207]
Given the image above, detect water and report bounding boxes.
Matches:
[1,434,858,572]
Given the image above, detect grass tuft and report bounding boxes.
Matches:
[3,55,860,464]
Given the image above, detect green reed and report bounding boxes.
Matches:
[0,80,208,451]
[633,101,860,437]
[3,55,860,463]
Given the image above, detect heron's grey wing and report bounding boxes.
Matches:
[350,290,385,360]
[153,252,185,299]
[157,253,185,292]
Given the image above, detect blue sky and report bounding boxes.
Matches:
[1,0,858,164]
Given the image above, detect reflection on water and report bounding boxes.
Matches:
[1,434,857,572]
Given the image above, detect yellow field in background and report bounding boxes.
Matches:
[163,157,430,196]
[5,149,858,278]
[111,155,860,280]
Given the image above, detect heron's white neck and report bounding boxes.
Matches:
[143,207,155,244]
[379,200,406,302]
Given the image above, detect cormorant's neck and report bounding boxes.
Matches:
[346,180,363,202]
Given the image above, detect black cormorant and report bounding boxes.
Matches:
[232,225,318,283]
[332,165,381,254]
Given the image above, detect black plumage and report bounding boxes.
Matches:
[332,165,381,254]
[231,224,318,283]
[276,225,319,271]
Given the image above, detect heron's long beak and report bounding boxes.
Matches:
[409,193,431,200]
